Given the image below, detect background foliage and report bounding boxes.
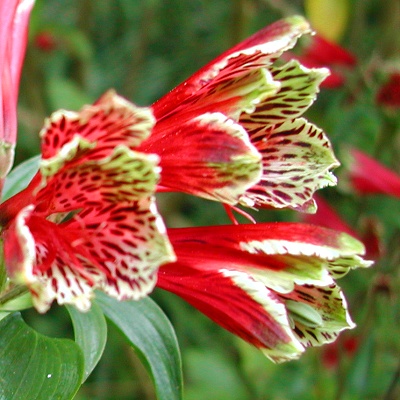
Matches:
[12,0,400,398]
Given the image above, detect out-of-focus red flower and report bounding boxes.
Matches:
[291,34,356,88]
[34,31,57,52]
[303,195,384,260]
[376,73,400,109]
[321,334,359,369]
[359,218,383,260]
[347,149,400,198]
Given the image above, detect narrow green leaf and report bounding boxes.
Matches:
[2,155,40,201]
[0,312,84,399]
[67,303,108,382]
[96,292,183,400]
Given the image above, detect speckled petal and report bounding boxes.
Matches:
[240,118,340,211]
[281,282,355,349]
[40,90,155,161]
[240,61,329,129]
[4,198,175,313]
[37,145,160,214]
[67,199,175,303]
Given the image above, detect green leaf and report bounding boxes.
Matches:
[66,303,108,382]
[2,155,40,201]
[95,292,183,400]
[0,313,84,399]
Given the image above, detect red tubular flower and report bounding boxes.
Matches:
[293,34,356,88]
[0,0,34,190]
[158,223,370,362]
[0,91,175,312]
[139,16,339,213]
[346,149,400,198]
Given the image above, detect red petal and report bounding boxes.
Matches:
[168,222,365,260]
[141,112,261,204]
[348,149,400,198]
[302,35,356,67]
[5,198,174,312]
[153,16,311,119]
[0,0,34,146]
[158,261,303,361]
[0,0,34,192]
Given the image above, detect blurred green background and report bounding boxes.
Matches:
[16,0,400,399]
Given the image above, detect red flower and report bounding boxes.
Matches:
[321,334,359,369]
[158,223,370,362]
[376,73,400,109]
[346,149,400,198]
[139,16,339,213]
[0,92,175,312]
[34,31,58,52]
[0,14,370,365]
[0,0,34,189]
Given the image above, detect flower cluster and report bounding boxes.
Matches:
[0,8,370,362]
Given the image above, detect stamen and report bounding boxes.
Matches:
[223,204,257,224]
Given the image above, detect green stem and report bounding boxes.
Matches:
[230,0,247,46]
[0,285,29,307]
[383,358,400,400]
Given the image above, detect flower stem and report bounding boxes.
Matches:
[0,285,28,306]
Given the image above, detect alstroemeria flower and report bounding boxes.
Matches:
[292,34,356,88]
[0,0,34,190]
[139,16,339,213]
[158,223,371,362]
[346,148,400,199]
[0,91,175,312]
